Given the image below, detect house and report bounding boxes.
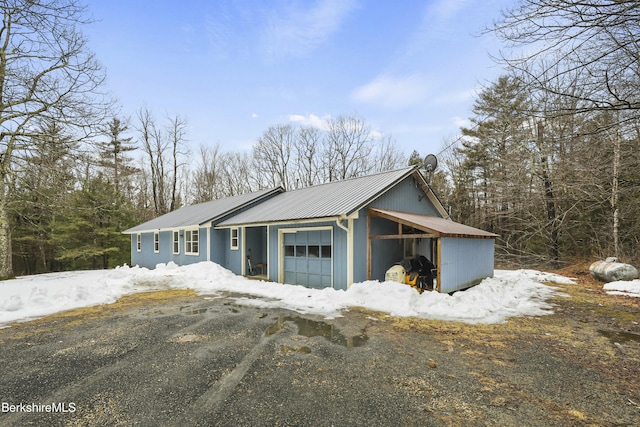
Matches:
[123,166,497,293]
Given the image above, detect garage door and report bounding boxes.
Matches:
[283,230,332,288]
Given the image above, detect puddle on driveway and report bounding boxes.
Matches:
[180,307,208,316]
[266,316,368,348]
[599,329,640,344]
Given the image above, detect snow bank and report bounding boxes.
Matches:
[0,262,575,327]
[603,280,640,298]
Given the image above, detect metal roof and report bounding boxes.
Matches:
[123,187,283,233]
[369,208,498,238]
[217,167,431,227]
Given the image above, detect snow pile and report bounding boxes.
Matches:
[603,280,640,298]
[0,262,575,327]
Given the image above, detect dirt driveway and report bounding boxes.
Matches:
[0,269,639,426]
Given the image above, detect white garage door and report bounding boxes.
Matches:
[283,230,332,288]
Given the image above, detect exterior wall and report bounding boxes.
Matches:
[224,227,243,274]
[353,175,443,283]
[369,175,442,216]
[439,237,494,293]
[210,228,227,267]
[130,228,208,269]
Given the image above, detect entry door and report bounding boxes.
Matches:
[283,230,332,288]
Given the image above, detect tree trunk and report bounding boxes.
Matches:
[0,199,13,278]
[611,132,620,258]
[538,122,559,265]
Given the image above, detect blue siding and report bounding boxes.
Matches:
[130,228,208,269]
[210,228,227,266]
[439,238,494,293]
[225,227,243,274]
[370,175,442,216]
[353,175,442,283]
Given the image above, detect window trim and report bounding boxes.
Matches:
[185,228,200,256]
[153,232,160,253]
[230,227,239,250]
[136,233,142,252]
[173,231,180,255]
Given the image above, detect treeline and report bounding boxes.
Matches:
[438,76,640,267]
[4,0,640,276]
[436,0,640,267]
[9,111,407,275]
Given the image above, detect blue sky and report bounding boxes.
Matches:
[84,0,513,157]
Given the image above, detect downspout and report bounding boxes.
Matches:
[335,215,354,288]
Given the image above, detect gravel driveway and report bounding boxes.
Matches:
[0,274,638,426]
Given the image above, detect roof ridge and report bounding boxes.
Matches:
[286,165,417,193]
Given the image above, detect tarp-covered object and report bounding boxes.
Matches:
[590,258,639,282]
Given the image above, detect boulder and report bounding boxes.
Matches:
[590,258,639,282]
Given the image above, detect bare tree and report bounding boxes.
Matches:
[294,126,321,188]
[371,135,406,173]
[135,108,187,215]
[324,115,373,181]
[253,124,294,190]
[0,1,109,278]
[491,0,640,119]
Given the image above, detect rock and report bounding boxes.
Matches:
[590,259,639,282]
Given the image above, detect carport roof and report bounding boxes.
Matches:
[369,208,498,238]
[123,187,284,233]
[217,167,447,227]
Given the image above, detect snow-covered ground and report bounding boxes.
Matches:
[0,262,580,327]
[603,280,640,298]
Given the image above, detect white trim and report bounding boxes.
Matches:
[184,228,200,256]
[153,232,160,253]
[241,226,246,276]
[347,217,354,287]
[266,225,270,279]
[216,216,344,230]
[206,226,211,261]
[172,230,180,255]
[278,226,334,288]
[230,227,239,250]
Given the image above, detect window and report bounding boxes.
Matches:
[185,229,199,255]
[154,232,160,253]
[295,245,307,257]
[230,228,239,250]
[321,245,331,258]
[136,233,142,252]
[284,245,294,256]
[403,238,416,259]
[173,231,180,254]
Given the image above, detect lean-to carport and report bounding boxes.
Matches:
[367,208,498,293]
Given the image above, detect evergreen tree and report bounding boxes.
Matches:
[51,174,134,270]
[97,118,138,195]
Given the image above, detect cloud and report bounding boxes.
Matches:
[351,74,432,109]
[263,0,358,58]
[252,113,258,118]
[451,116,471,128]
[288,113,329,129]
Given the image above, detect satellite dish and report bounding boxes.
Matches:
[424,154,438,173]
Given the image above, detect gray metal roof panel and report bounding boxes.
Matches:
[123,187,283,233]
[217,167,418,226]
